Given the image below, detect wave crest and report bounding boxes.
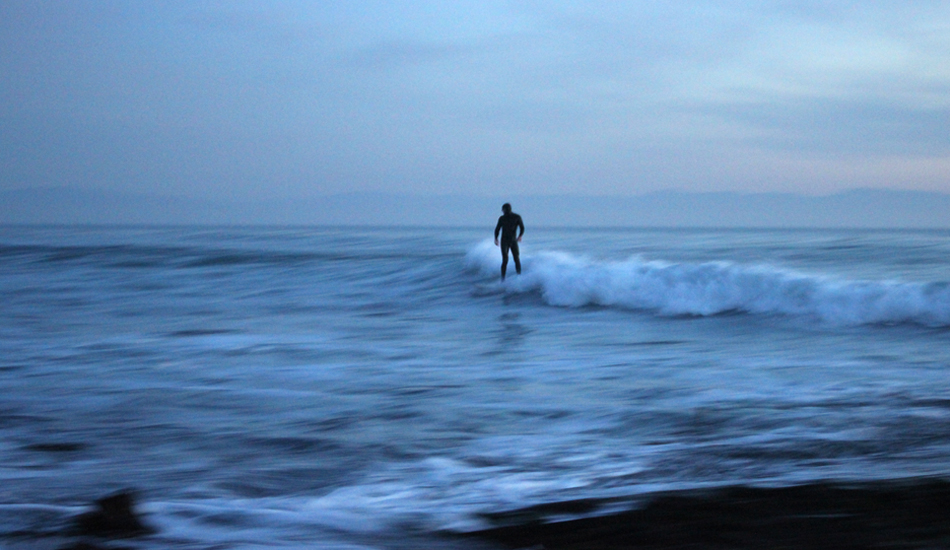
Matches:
[464,240,950,326]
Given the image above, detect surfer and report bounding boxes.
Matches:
[494,203,524,281]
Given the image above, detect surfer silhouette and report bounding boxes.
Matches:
[494,203,524,281]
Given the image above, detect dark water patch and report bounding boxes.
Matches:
[168,329,237,338]
[0,507,74,546]
[510,409,573,421]
[177,249,434,269]
[2,241,414,270]
[181,253,273,268]
[0,365,26,372]
[23,443,87,453]
[308,416,359,432]
[3,243,187,267]
[721,440,886,461]
[879,416,950,449]
[0,411,55,429]
[109,259,169,268]
[820,244,865,251]
[264,302,328,315]
[666,408,743,439]
[390,385,465,397]
[464,455,511,468]
[604,340,687,347]
[196,509,256,527]
[704,308,749,319]
[75,343,156,361]
[245,436,342,454]
[0,244,41,259]
[39,248,107,264]
[125,282,173,293]
[909,398,950,409]
[370,406,425,422]
[361,309,400,319]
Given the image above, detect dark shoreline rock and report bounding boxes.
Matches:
[467,478,950,549]
[71,490,153,539]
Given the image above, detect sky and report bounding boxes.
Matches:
[2,1,950,203]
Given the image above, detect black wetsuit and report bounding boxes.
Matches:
[494,212,524,280]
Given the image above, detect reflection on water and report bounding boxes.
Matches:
[495,312,530,352]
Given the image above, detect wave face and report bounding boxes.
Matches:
[465,239,950,326]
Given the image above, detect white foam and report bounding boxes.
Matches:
[464,239,950,326]
[143,449,643,540]
[145,498,381,549]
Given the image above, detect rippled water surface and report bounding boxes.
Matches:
[2,225,950,549]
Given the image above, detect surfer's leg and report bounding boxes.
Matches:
[500,241,510,280]
[511,241,521,274]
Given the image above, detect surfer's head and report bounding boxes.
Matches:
[502,203,512,214]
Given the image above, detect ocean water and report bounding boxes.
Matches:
[2,225,950,549]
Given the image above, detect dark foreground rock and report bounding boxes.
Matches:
[71,490,153,539]
[467,478,950,549]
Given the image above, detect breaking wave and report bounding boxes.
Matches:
[464,240,950,327]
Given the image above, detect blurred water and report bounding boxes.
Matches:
[2,225,950,549]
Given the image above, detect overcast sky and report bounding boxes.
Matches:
[2,1,949,202]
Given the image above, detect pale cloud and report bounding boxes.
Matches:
[2,0,949,201]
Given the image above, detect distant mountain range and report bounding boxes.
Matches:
[2,187,949,228]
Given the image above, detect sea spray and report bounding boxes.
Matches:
[465,239,950,326]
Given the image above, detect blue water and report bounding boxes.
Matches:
[2,225,950,549]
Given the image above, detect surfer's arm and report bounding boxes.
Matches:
[517,218,524,241]
[494,218,503,244]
